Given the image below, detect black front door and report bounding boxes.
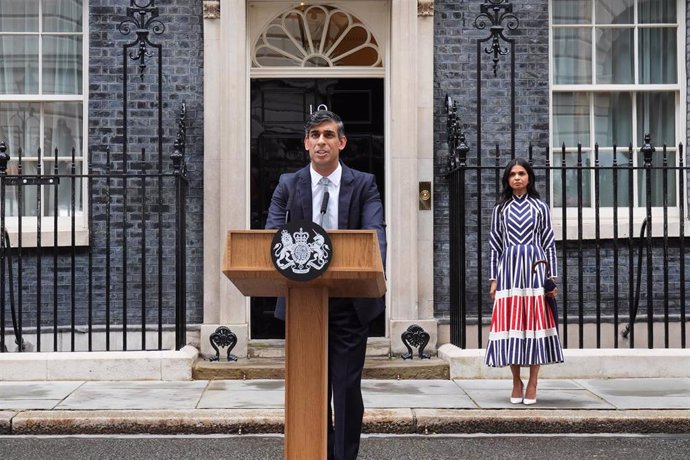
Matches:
[250,78,385,339]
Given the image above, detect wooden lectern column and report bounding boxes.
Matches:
[222,230,385,460]
[284,286,329,460]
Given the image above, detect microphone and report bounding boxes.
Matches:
[319,191,329,226]
[285,190,293,224]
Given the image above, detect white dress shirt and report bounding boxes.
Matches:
[310,163,341,229]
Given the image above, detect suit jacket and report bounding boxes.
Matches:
[265,162,387,325]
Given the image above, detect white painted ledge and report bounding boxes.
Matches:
[438,344,690,379]
[0,346,199,381]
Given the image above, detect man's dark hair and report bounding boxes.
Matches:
[304,110,346,138]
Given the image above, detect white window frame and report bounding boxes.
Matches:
[548,0,687,240]
[248,1,387,79]
[0,0,89,247]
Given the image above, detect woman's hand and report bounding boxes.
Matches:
[489,280,496,301]
[545,278,558,298]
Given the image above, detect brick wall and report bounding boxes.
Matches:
[434,0,551,318]
[2,1,205,338]
[88,0,204,326]
[433,0,689,330]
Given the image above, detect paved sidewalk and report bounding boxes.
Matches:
[1,378,689,435]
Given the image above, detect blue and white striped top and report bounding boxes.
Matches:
[488,194,558,280]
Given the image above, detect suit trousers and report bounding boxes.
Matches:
[327,300,369,460]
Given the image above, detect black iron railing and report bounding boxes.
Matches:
[0,105,188,353]
[444,96,688,349]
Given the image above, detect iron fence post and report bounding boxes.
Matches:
[172,104,188,350]
[679,143,686,348]
[641,134,654,348]
[0,142,7,351]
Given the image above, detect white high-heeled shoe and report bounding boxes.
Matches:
[510,383,524,404]
[523,386,538,405]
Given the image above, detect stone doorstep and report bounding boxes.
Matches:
[245,337,393,359]
[6,409,690,435]
[192,356,449,380]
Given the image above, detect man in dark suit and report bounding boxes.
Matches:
[265,110,386,460]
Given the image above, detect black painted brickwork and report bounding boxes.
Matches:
[433,0,690,326]
[88,0,204,326]
[434,0,551,318]
[2,1,204,336]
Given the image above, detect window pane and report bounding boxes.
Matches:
[44,102,82,158]
[0,102,40,155]
[596,27,633,83]
[43,160,83,216]
[552,0,592,24]
[0,0,38,32]
[638,27,677,84]
[281,13,307,52]
[553,28,592,84]
[595,0,633,24]
[254,5,381,68]
[594,93,632,147]
[636,92,674,146]
[552,150,591,207]
[639,0,676,23]
[42,0,82,33]
[305,6,327,52]
[637,151,676,207]
[553,92,590,147]
[325,12,350,51]
[0,35,39,94]
[42,35,82,94]
[3,160,38,217]
[597,149,631,207]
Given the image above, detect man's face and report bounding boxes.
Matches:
[304,120,346,176]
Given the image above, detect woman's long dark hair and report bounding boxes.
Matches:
[496,158,540,207]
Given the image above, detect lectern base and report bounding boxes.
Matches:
[285,286,328,460]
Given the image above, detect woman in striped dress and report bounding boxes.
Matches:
[484,158,563,405]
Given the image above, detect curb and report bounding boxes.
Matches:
[9,410,284,435]
[413,409,690,434]
[5,409,690,435]
[0,411,15,434]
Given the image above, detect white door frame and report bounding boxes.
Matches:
[200,0,436,358]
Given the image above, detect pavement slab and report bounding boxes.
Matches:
[575,378,690,409]
[454,379,585,390]
[0,382,83,410]
[454,380,613,409]
[362,379,477,409]
[198,380,284,409]
[56,381,208,410]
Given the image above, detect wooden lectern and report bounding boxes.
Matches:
[223,229,386,460]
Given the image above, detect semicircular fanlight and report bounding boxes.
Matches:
[253,5,382,68]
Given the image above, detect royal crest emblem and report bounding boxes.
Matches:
[271,220,333,281]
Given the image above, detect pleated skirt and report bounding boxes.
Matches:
[485,245,564,367]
